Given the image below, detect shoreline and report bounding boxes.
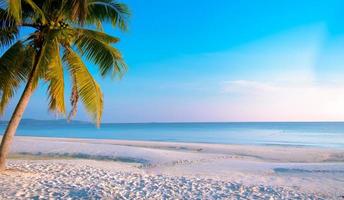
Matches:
[7,136,344,162]
[1,136,344,198]
[7,134,344,149]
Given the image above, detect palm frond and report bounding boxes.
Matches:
[0,26,18,49]
[23,0,47,24]
[5,0,47,24]
[0,8,18,48]
[76,28,119,43]
[0,41,34,114]
[70,0,88,24]
[94,19,103,31]
[63,48,103,126]
[44,38,65,114]
[7,0,22,22]
[74,28,127,78]
[87,0,130,31]
[30,30,63,89]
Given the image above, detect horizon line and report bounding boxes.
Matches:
[2,118,344,124]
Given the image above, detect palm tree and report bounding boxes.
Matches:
[0,0,130,171]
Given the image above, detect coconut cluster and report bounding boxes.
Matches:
[48,21,69,29]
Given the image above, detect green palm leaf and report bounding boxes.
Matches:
[74,28,127,78]
[0,41,34,114]
[76,28,119,43]
[30,30,64,89]
[63,48,103,126]
[45,38,65,114]
[6,0,46,24]
[0,8,18,48]
[7,0,22,22]
[87,0,130,31]
[23,0,47,24]
[70,0,88,24]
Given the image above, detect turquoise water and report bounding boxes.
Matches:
[1,120,344,148]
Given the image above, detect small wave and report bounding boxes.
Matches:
[274,167,344,174]
[15,152,149,164]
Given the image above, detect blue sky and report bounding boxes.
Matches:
[3,0,344,122]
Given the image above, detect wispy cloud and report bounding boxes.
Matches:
[222,80,277,94]
[220,79,344,121]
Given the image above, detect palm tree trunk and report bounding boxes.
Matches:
[0,48,41,171]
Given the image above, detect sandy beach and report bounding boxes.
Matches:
[1,136,344,199]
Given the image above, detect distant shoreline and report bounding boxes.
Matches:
[3,118,344,124]
[1,135,343,150]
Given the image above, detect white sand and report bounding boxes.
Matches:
[1,136,344,199]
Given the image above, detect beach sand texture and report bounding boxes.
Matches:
[0,136,344,199]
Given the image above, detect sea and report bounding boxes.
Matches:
[1,120,344,148]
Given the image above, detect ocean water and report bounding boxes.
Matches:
[1,120,344,148]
